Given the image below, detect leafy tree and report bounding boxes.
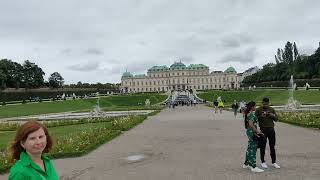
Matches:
[0,69,6,89]
[48,72,64,89]
[22,60,45,88]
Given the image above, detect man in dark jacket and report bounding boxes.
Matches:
[231,100,239,118]
[255,97,281,169]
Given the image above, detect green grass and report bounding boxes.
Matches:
[198,90,320,106]
[0,94,167,118]
[0,121,114,151]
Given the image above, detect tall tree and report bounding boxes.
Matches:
[275,48,283,63]
[0,69,6,89]
[293,42,299,61]
[22,60,45,88]
[48,72,64,89]
[283,41,294,65]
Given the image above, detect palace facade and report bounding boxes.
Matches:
[120,62,241,93]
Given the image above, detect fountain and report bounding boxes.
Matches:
[90,92,103,117]
[286,75,300,110]
[61,93,65,100]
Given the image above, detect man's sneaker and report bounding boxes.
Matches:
[272,163,281,169]
[250,167,264,173]
[242,164,250,169]
[261,162,268,169]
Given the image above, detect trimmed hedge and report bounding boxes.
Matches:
[242,78,320,87]
[0,89,117,102]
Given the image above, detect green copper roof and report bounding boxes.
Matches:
[187,64,209,69]
[134,74,146,78]
[224,66,237,73]
[148,65,169,72]
[170,62,186,70]
[122,71,133,78]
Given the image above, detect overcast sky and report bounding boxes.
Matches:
[1,0,319,84]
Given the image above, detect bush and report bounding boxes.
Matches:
[1,101,5,106]
[22,99,26,104]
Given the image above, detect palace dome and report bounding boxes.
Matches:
[224,66,237,73]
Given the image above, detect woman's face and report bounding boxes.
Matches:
[252,105,256,111]
[21,128,47,156]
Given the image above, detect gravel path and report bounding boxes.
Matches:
[1,105,319,180]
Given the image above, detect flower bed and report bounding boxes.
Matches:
[0,113,159,174]
[278,111,320,129]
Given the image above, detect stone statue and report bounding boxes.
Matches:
[145,99,150,107]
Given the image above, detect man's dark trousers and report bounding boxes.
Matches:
[260,127,276,163]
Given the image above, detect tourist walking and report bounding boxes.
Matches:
[218,100,224,113]
[255,97,281,169]
[231,100,239,118]
[213,99,219,113]
[9,120,58,180]
[239,100,246,115]
[243,101,264,173]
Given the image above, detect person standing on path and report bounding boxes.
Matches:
[213,99,219,113]
[239,100,246,117]
[243,101,264,173]
[9,120,58,180]
[255,97,281,169]
[231,100,239,118]
[218,100,224,114]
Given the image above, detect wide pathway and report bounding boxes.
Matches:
[2,105,320,179]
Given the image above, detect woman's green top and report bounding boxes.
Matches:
[246,111,258,138]
[9,151,58,180]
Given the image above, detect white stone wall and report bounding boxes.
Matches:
[121,69,240,93]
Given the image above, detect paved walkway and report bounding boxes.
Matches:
[1,105,319,179]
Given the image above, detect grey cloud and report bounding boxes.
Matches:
[177,56,194,63]
[61,49,72,55]
[219,47,257,63]
[67,61,100,71]
[85,48,104,55]
[220,34,256,48]
[1,0,320,84]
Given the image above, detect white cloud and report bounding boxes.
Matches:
[0,0,320,83]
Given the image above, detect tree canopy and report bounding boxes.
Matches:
[243,42,320,84]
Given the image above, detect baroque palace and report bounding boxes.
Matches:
[120,61,240,93]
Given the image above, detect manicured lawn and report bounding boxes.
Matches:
[198,90,320,106]
[0,94,167,118]
[0,121,113,151]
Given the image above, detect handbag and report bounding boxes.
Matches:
[253,134,266,149]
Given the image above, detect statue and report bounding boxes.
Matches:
[305,82,310,90]
[145,99,150,107]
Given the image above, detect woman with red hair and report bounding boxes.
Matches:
[9,120,58,179]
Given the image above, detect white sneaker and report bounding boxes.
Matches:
[251,167,264,173]
[242,164,250,169]
[261,162,268,169]
[272,163,281,169]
